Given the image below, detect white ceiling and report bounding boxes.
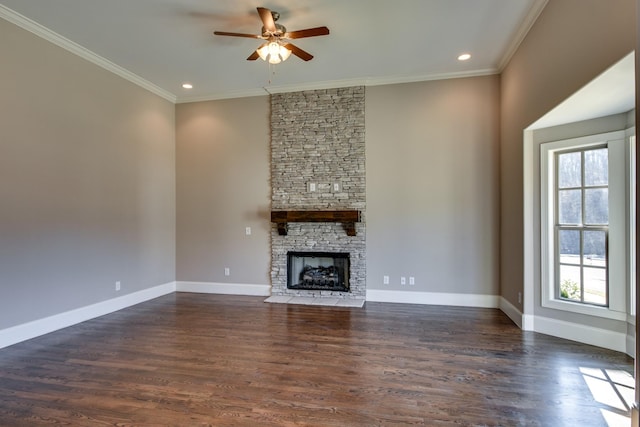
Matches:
[530,52,636,130]
[0,0,549,103]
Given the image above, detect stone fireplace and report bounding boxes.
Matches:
[269,86,365,302]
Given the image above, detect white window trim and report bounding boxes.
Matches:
[627,130,636,321]
[541,130,627,321]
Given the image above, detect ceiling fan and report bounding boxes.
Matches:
[213,7,330,64]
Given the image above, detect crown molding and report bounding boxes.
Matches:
[497,0,549,71]
[176,88,270,103]
[176,69,499,104]
[263,77,370,95]
[362,69,499,87]
[0,5,177,103]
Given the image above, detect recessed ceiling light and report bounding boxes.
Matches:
[182,83,193,89]
[458,53,471,61]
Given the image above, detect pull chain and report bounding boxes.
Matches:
[267,62,277,85]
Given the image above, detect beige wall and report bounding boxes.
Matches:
[366,76,501,295]
[175,97,271,286]
[500,0,636,310]
[175,77,501,298]
[0,19,175,329]
[3,0,637,336]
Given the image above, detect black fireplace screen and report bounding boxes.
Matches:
[287,252,350,292]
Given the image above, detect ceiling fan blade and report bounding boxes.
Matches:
[283,43,314,61]
[257,7,277,33]
[284,27,330,39]
[213,31,262,39]
[247,50,260,61]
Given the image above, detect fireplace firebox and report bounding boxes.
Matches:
[287,252,350,292]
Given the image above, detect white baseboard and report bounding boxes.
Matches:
[497,300,636,355]
[626,333,636,359]
[3,281,633,357]
[496,299,633,354]
[522,313,535,331]
[499,297,523,328]
[0,282,176,350]
[533,315,628,353]
[368,292,633,355]
[176,281,271,297]
[366,289,499,308]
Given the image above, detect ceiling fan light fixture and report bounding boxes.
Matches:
[268,42,281,64]
[257,41,291,64]
[257,43,269,61]
[279,45,291,61]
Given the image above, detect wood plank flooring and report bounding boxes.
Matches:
[0,293,634,426]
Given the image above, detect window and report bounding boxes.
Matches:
[555,147,609,306]
[541,131,628,320]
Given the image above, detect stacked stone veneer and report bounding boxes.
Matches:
[270,86,366,299]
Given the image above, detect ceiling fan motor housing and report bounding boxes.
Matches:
[262,23,286,37]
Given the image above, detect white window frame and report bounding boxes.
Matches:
[541,131,627,321]
[627,131,636,319]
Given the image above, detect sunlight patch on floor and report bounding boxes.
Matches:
[580,367,634,426]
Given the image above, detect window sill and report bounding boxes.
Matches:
[542,298,627,321]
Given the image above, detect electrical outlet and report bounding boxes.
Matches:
[383,275,389,285]
[518,292,522,304]
[332,182,341,192]
[245,227,251,235]
[401,277,406,285]
[115,281,121,291]
[308,182,317,192]
[224,267,230,276]
[409,277,415,285]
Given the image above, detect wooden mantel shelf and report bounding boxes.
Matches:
[271,210,361,236]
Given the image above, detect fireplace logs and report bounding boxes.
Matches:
[301,265,339,287]
[287,252,350,292]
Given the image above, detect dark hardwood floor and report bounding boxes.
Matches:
[0,294,633,426]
